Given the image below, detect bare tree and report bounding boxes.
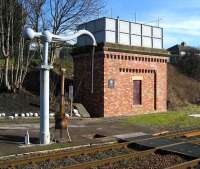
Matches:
[0,0,104,92]
[0,0,34,92]
[24,0,46,31]
[50,0,102,33]
[48,0,103,63]
[0,0,15,90]
[22,0,104,64]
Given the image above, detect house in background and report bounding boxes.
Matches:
[168,42,200,64]
[73,17,169,117]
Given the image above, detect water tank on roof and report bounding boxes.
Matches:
[77,17,163,49]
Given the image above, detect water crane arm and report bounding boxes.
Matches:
[52,30,97,46]
[23,27,42,40]
[23,28,97,46]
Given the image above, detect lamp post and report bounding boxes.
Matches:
[23,28,97,144]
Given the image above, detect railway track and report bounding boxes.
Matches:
[1,128,200,169]
[166,158,200,169]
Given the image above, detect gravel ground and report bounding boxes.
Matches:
[195,165,200,169]
[9,149,188,169]
[13,147,135,169]
[92,152,187,169]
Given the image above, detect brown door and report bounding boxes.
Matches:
[133,80,142,105]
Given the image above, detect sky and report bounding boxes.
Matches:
[102,0,200,49]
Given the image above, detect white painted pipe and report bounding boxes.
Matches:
[25,130,30,145]
[23,28,97,46]
[40,41,50,145]
[51,30,97,46]
[23,27,42,40]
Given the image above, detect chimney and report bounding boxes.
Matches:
[181,42,186,46]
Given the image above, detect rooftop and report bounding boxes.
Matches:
[73,43,169,57]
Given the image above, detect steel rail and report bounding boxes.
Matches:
[132,128,200,142]
[57,149,155,169]
[0,128,200,168]
[165,158,200,169]
[56,139,200,169]
[9,137,200,168]
[0,142,129,168]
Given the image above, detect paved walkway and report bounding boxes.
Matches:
[0,117,154,157]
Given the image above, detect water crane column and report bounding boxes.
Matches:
[40,38,52,144]
[23,28,96,144]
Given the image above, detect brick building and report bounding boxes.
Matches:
[168,42,200,64]
[73,18,169,117]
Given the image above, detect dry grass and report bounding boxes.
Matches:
[168,64,200,109]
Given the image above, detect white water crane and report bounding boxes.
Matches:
[23,28,96,144]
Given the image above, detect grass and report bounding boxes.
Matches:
[22,142,75,153]
[0,142,75,157]
[123,105,200,129]
[0,58,15,66]
[0,118,55,124]
[1,105,200,129]
[0,58,4,66]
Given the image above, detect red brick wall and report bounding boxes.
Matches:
[104,51,168,116]
[73,52,104,117]
[73,48,168,117]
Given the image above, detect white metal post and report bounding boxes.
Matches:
[69,85,73,117]
[40,41,50,144]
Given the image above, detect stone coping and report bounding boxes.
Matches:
[72,43,170,57]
